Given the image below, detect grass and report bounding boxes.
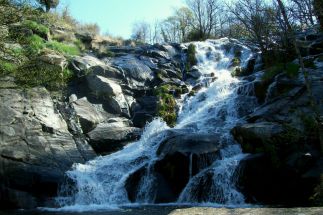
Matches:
[0,60,17,75]
[22,20,49,37]
[24,35,45,55]
[46,40,80,56]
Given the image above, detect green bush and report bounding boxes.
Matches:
[46,40,80,55]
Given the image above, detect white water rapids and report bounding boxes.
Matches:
[55,38,257,211]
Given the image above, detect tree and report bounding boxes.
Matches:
[131,21,151,44]
[288,0,316,28]
[186,0,220,40]
[37,0,59,12]
[228,0,278,61]
[313,0,323,30]
[175,7,194,42]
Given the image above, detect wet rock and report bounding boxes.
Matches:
[87,121,141,154]
[157,130,222,156]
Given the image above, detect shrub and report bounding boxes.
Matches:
[262,62,299,81]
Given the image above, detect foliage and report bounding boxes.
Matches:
[313,0,323,30]
[37,0,59,12]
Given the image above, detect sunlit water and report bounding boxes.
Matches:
[51,38,258,212]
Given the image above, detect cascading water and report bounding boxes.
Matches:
[56,38,258,211]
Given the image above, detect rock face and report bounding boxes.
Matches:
[0,87,95,209]
[232,58,323,205]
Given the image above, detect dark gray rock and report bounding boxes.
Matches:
[87,120,141,154]
[157,130,222,156]
[111,55,154,91]
[71,97,103,133]
[0,87,95,209]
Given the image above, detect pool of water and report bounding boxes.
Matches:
[1,206,322,215]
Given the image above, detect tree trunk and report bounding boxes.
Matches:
[313,0,323,30]
[45,4,50,12]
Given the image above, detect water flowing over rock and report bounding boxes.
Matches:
[56,38,259,210]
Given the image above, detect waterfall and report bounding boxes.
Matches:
[56,38,257,211]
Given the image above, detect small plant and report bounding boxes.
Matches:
[231,57,241,67]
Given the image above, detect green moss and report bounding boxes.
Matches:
[22,20,49,36]
[15,60,72,90]
[262,63,300,81]
[231,57,241,67]
[262,63,284,81]
[185,44,197,71]
[154,84,179,127]
[285,63,300,78]
[46,40,80,56]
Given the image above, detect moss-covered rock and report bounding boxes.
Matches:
[154,84,180,127]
